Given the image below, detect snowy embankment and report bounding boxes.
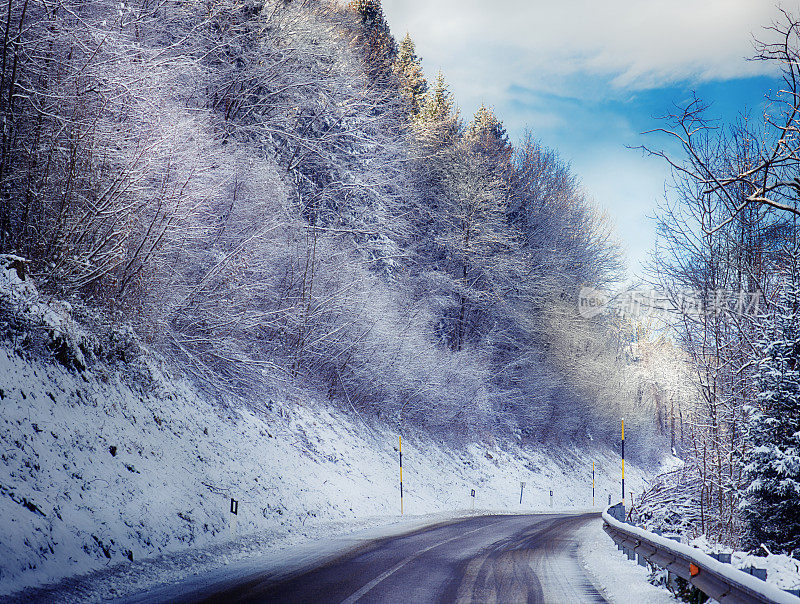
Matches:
[0,257,657,601]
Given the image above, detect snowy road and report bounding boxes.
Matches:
[179,513,607,603]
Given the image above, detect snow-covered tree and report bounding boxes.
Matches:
[466,104,512,185]
[415,71,460,144]
[742,280,800,553]
[347,0,397,82]
[467,105,509,155]
[393,33,427,117]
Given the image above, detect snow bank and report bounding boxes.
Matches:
[577,520,678,603]
[689,536,800,595]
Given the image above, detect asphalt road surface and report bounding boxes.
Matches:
[193,512,608,604]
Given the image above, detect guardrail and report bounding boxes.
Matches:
[602,505,800,604]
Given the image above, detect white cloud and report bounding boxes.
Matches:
[383,0,781,98]
[380,0,785,278]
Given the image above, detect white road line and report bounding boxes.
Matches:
[340,520,504,604]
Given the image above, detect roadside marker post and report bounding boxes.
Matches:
[230,497,239,534]
[621,418,625,506]
[399,436,403,515]
[549,489,553,508]
[519,481,526,505]
[471,488,475,511]
[592,462,595,508]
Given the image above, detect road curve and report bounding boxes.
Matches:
[194,512,607,603]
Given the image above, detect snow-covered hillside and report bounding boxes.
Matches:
[0,257,657,600]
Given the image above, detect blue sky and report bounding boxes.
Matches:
[381,0,787,281]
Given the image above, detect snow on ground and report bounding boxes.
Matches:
[689,535,800,595]
[0,342,653,601]
[0,262,661,601]
[577,520,678,603]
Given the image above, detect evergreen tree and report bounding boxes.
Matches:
[413,92,516,351]
[466,104,512,182]
[742,280,800,554]
[467,105,508,153]
[348,0,397,82]
[393,33,428,117]
[415,71,460,146]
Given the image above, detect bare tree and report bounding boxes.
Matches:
[641,9,800,545]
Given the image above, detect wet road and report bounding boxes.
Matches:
[194,513,608,603]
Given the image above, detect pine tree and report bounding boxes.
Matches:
[348,0,397,82]
[467,105,508,152]
[415,71,460,145]
[466,104,512,182]
[741,280,800,554]
[414,94,517,351]
[419,72,453,120]
[393,33,428,117]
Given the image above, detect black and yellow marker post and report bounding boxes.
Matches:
[621,418,625,506]
[399,435,403,515]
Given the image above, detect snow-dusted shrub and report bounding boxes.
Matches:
[637,465,705,538]
[0,0,210,293]
[0,255,97,369]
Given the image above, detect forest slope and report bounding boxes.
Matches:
[0,272,657,598]
[0,0,679,446]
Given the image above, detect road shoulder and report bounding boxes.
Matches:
[576,518,678,603]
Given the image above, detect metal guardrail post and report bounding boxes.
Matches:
[710,552,732,564]
[744,567,768,581]
[607,501,625,522]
